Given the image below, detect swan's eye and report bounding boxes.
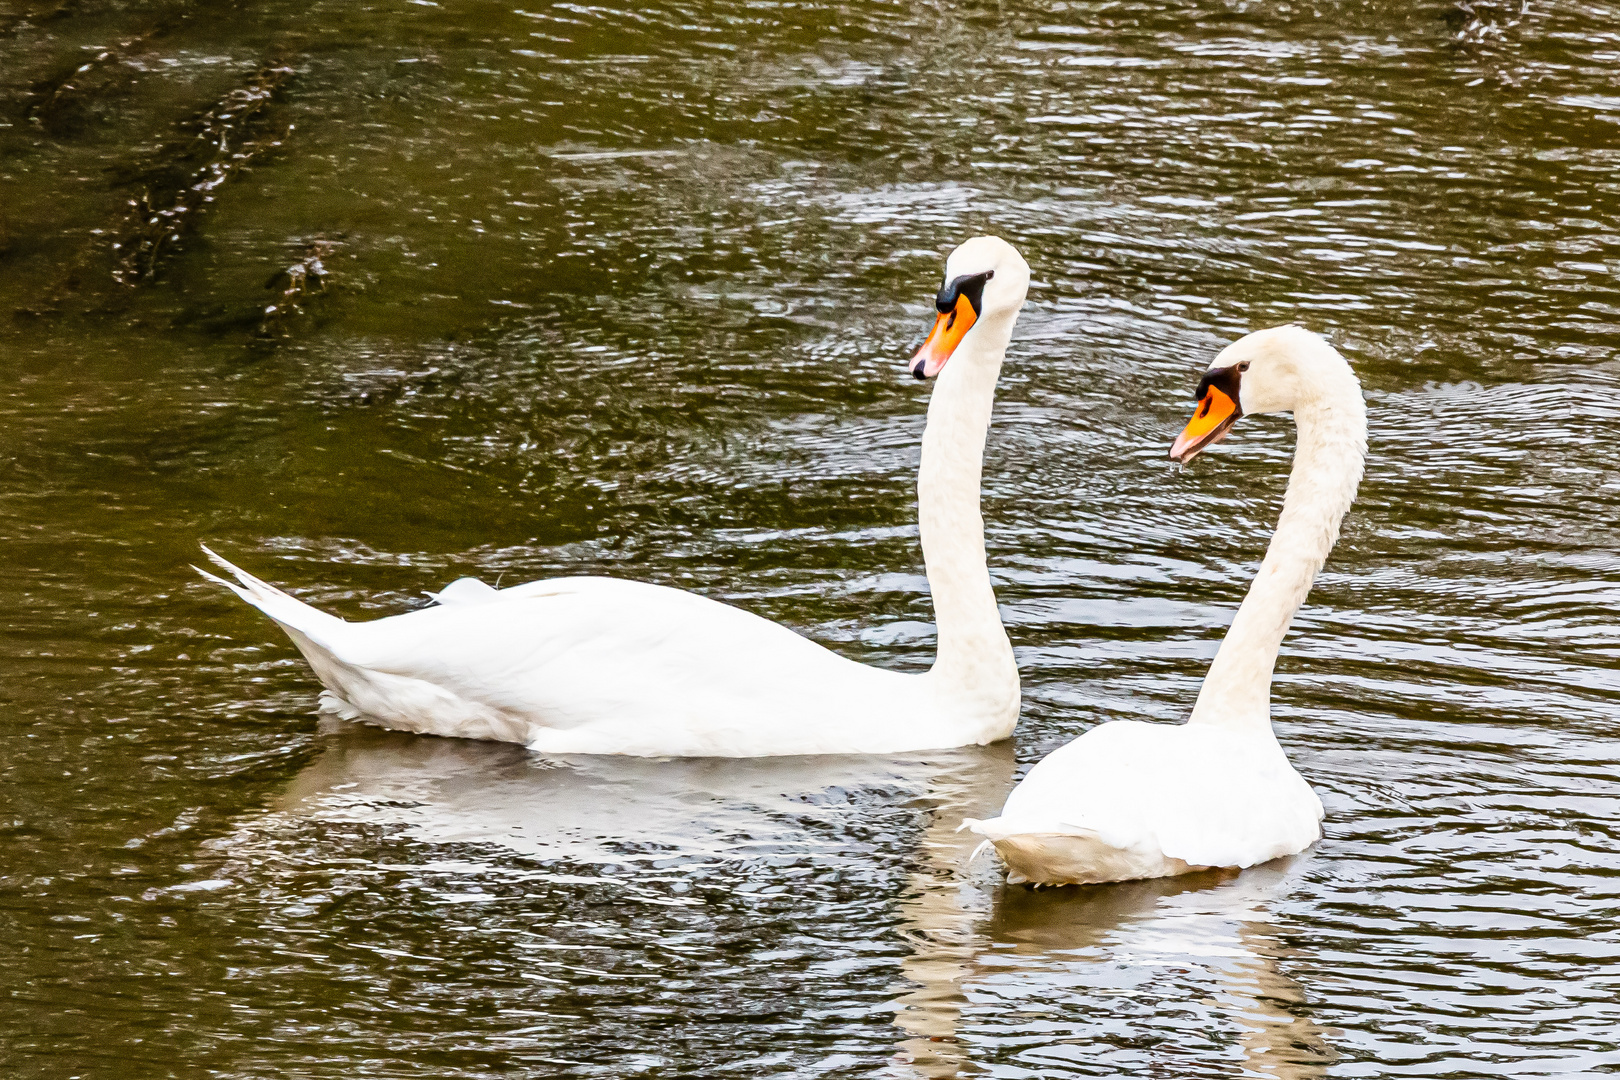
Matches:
[1238,361,1251,372]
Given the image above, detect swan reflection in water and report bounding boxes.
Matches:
[894,852,1338,1079]
[261,717,1017,867]
[218,722,1330,1076]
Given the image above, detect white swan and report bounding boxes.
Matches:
[199,236,1029,757]
[967,324,1367,885]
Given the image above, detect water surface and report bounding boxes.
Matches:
[3,0,1619,1076]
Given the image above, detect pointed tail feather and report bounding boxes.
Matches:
[194,544,348,650]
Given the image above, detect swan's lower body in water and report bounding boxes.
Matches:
[966,721,1324,886]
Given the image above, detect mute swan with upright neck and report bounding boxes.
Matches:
[967,324,1367,885]
[199,236,1028,757]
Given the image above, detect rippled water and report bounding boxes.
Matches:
[4,0,1620,1075]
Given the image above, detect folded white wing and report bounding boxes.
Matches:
[200,550,988,757]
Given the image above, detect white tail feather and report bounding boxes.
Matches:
[194,545,348,651]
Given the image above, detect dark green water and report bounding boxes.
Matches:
[3,0,1619,1076]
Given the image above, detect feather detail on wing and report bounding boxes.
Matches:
[335,576,850,713]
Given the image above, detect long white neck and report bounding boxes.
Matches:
[917,312,1019,713]
[1187,385,1366,733]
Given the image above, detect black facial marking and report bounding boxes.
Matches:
[934,270,994,316]
[1193,364,1244,414]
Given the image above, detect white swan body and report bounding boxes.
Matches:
[201,237,1030,758]
[969,325,1367,885]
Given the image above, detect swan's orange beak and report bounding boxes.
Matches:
[1170,377,1242,464]
[911,293,977,379]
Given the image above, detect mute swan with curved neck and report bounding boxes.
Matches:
[199,236,1028,757]
[967,324,1366,885]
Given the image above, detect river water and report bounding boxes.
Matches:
[3,0,1619,1076]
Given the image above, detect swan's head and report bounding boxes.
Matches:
[1170,324,1358,464]
[911,236,1030,379]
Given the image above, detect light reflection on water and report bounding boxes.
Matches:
[3,0,1620,1075]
